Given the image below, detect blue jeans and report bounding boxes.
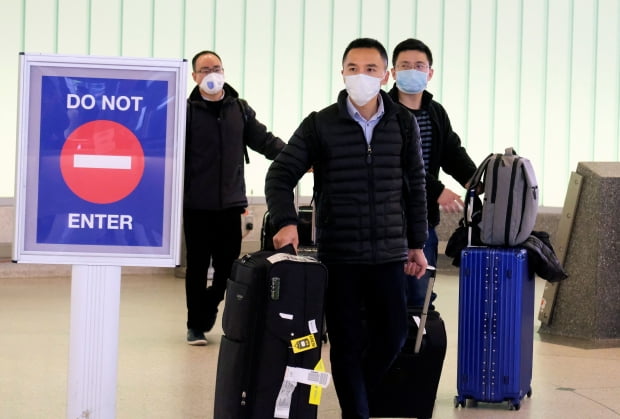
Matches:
[407,227,438,307]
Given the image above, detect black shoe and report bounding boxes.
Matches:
[186,329,208,346]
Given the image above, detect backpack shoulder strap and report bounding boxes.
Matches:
[396,105,415,178]
[396,107,415,198]
[463,152,495,235]
[467,152,496,189]
[186,98,192,138]
[238,99,251,164]
[301,111,318,153]
[302,111,320,204]
[238,98,250,121]
[396,106,414,161]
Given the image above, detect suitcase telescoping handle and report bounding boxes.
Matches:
[414,266,437,354]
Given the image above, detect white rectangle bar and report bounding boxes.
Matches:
[74,154,131,170]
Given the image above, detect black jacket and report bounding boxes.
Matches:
[184,83,285,210]
[388,86,477,227]
[265,90,428,264]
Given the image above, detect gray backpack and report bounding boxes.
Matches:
[467,147,539,246]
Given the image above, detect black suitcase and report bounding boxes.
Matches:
[368,267,447,418]
[214,245,329,419]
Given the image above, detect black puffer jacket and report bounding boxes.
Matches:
[265,90,428,264]
[388,86,477,227]
[184,83,285,210]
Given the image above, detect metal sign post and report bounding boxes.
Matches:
[67,265,121,418]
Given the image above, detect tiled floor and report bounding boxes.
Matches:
[1,269,619,418]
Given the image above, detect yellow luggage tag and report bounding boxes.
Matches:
[309,359,326,405]
[291,334,317,354]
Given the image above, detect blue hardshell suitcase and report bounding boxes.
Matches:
[455,247,535,411]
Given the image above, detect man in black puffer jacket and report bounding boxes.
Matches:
[265,38,428,419]
[184,50,285,346]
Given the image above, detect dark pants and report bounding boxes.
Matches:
[324,262,408,419]
[183,207,242,332]
[407,226,438,307]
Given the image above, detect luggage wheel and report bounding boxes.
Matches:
[453,396,466,408]
[508,400,521,411]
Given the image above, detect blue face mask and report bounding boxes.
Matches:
[395,69,428,94]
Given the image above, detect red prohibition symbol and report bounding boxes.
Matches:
[60,120,145,204]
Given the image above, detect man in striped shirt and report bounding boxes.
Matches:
[389,38,477,308]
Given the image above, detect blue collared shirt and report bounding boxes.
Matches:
[346,95,385,145]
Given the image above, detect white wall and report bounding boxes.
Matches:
[1,0,619,206]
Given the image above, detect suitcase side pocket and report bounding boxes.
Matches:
[222,278,252,342]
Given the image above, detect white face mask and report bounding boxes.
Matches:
[344,74,383,106]
[200,72,225,95]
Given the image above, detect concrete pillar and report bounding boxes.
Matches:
[539,162,620,346]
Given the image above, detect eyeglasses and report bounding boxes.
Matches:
[196,66,223,75]
[396,62,430,71]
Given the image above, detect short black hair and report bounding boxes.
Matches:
[342,38,389,68]
[191,50,222,71]
[391,38,433,67]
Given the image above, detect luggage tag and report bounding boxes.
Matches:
[274,365,331,418]
[283,366,331,387]
[290,320,319,353]
[309,359,326,405]
[274,379,297,418]
[267,253,318,264]
[291,334,317,353]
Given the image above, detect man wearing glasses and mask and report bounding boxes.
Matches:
[183,50,285,345]
[389,38,477,309]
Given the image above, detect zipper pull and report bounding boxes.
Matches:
[366,144,372,164]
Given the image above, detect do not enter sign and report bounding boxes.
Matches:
[60,120,145,204]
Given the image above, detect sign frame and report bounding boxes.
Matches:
[13,53,187,267]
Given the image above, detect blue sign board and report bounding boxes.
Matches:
[38,76,167,247]
[14,54,187,266]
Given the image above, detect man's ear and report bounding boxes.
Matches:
[427,68,435,83]
[380,70,390,86]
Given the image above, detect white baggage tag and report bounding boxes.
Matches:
[274,379,297,418]
[267,253,317,264]
[284,366,331,387]
[274,367,331,418]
